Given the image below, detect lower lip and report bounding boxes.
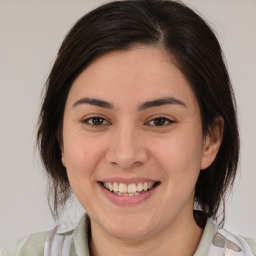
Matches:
[99,182,159,206]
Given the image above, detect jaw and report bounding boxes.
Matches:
[89,180,197,239]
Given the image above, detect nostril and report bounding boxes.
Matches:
[105,141,149,169]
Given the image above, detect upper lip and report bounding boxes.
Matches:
[99,177,160,185]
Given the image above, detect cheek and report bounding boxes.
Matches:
[62,131,106,187]
[150,126,204,186]
[62,133,107,211]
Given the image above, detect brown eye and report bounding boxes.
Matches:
[92,117,104,125]
[148,117,173,126]
[83,116,108,126]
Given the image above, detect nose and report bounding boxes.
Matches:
[105,124,149,170]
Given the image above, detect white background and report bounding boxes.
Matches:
[0,0,255,250]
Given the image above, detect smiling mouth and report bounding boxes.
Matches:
[99,181,160,196]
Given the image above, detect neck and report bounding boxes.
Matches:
[89,211,203,256]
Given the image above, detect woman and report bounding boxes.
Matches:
[2,0,255,255]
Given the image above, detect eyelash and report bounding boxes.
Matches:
[147,117,175,126]
[82,116,110,127]
[82,116,175,127]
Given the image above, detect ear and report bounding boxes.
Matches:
[60,144,66,167]
[201,116,224,170]
[57,132,66,167]
[61,151,66,167]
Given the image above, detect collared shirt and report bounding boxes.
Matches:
[2,214,256,256]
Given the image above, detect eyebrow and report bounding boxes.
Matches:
[72,97,186,110]
[72,98,114,109]
[138,97,186,110]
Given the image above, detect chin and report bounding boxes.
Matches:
[102,214,157,241]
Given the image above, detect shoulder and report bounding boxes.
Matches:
[241,237,256,256]
[1,231,47,256]
[213,226,256,256]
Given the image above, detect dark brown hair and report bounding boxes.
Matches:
[37,0,239,224]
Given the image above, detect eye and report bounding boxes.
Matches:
[147,117,174,127]
[82,116,109,126]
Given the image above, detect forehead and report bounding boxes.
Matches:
[66,46,198,111]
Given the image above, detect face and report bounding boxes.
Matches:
[61,46,216,241]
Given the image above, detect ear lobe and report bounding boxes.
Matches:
[58,132,66,167]
[201,116,224,170]
[61,152,66,167]
[60,145,66,167]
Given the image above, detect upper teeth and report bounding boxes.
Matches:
[103,182,155,194]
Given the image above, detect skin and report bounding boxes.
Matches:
[61,46,223,256]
